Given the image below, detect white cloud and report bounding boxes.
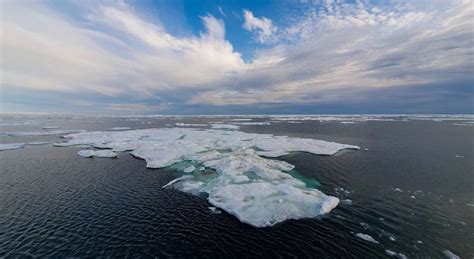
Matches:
[242,9,277,44]
[1,0,472,112]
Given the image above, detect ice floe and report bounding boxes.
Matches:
[27,141,49,145]
[355,233,379,243]
[0,143,25,151]
[56,127,358,227]
[385,250,408,259]
[110,127,132,130]
[42,126,60,129]
[175,123,207,127]
[77,149,117,158]
[210,124,240,130]
[442,249,460,259]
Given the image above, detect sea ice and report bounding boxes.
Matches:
[2,129,83,136]
[42,126,60,129]
[442,250,460,259]
[0,143,25,151]
[56,127,359,227]
[77,149,117,158]
[210,124,240,130]
[385,250,408,259]
[27,142,49,145]
[355,233,379,244]
[110,127,132,130]
[183,165,195,173]
[175,123,207,127]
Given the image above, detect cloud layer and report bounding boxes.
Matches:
[1,0,472,113]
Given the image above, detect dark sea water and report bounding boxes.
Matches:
[0,115,473,258]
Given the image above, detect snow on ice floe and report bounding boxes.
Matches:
[42,126,60,129]
[110,127,132,130]
[210,124,240,130]
[385,250,408,259]
[355,233,379,244]
[442,250,460,259]
[77,149,117,158]
[56,127,358,227]
[0,143,25,151]
[175,123,207,127]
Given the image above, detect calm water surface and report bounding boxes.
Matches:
[0,115,473,257]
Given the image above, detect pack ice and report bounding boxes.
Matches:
[56,128,359,227]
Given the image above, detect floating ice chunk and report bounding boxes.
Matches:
[442,250,460,259]
[231,118,252,121]
[341,199,352,205]
[393,188,403,192]
[27,142,49,145]
[455,155,464,158]
[110,127,131,130]
[208,206,222,214]
[453,123,474,126]
[0,143,25,151]
[231,122,271,125]
[42,126,60,129]
[340,121,355,124]
[210,124,240,130]
[55,127,359,227]
[385,250,408,259]
[175,123,207,127]
[162,175,194,189]
[355,233,379,244]
[389,236,396,241]
[77,149,117,158]
[183,165,196,173]
[410,196,416,199]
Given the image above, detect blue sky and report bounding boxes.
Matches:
[1,0,473,114]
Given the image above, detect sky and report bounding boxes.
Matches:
[0,0,473,114]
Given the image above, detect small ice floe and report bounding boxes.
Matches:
[175,123,207,127]
[416,240,423,244]
[162,175,194,189]
[341,199,352,205]
[393,188,404,192]
[385,250,408,259]
[455,155,464,158]
[231,118,252,121]
[231,122,271,126]
[26,141,48,145]
[414,190,423,194]
[0,143,25,151]
[360,222,370,229]
[452,123,474,126]
[77,150,117,158]
[183,165,195,173]
[42,126,60,129]
[199,166,205,171]
[355,233,379,244]
[340,121,355,124]
[110,127,131,130]
[410,196,416,199]
[208,206,222,214]
[379,217,385,221]
[389,236,396,241]
[442,249,460,259]
[364,148,369,151]
[210,124,240,130]
[460,221,467,226]
[467,203,474,207]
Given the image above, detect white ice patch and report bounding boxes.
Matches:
[355,233,379,244]
[175,123,207,127]
[77,149,117,158]
[27,141,49,145]
[42,126,60,129]
[183,165,195,173]
[56,127,359,227]
[385,250,408,259]
[0,143,25,151]
[110,127,132,130]
[210,124,240,130]
[443,250,460,259]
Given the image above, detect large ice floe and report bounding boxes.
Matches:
[55,128,359,227]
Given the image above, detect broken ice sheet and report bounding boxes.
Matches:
[57,127,359,227]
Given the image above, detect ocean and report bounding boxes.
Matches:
[1,114,472,257]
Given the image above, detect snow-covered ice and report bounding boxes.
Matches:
[442,250,460,259]
[110,127,132,130]
[355,233,379,244]
[2,129,83,136]
[42,126,60,129]
[56,127,359,227]
[27,142,49,145]
[0,143,25,151]
[183,165,195,173]
[385,250,408,259]
[210,124,240,130]
[175,123,207,127]
[77,149,117,158]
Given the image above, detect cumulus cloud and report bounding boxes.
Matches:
[242,9,277,44]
